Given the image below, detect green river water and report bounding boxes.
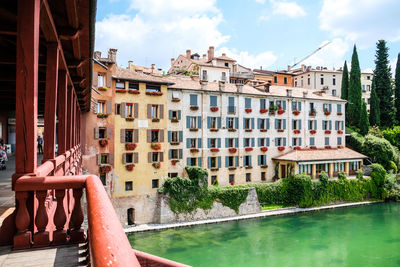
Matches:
[128,203,400,267]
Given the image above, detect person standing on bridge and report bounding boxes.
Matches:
[37,135,43,154]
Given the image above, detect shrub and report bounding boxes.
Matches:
[368,125,384,138]
[363,135,395,169]
[318,171,329,185]
[370,163,387,198]
[338,171,347,181]
[382,126,400,149]
[356,170,364,181]
[346,129,365,151]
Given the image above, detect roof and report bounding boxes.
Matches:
[167,76,346,102]
[272,147,368,162]
[214,55,236,61]
[113,67,174,85]
[93,58,108,70]
[253,69,274,76]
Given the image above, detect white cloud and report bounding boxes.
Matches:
[254,0,266,4]
[216,47,277,69]
[95,0,229,70]
[270,0,306,18]
[319,0,400,48]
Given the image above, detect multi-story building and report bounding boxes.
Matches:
[253,68,294,86]
[361,72,373,112]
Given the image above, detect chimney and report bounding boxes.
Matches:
[200,80,208,90]
[219,80,225,91]
[94,51,101,59]
[128,61,134,70]
[186,49,191,59]
[202,54,206,59]
[286,88,292,97]
[301,64,306,72]
[151,64,155,70]
[303,91,308,98]
[316,66,321,70]
[287,65,291,71]
[208,46,214,61]
[264,81,271,93]
[236,84,243,93]
[171,58,175,66]
[222,53,226,57]
[260,66,262,70]
[108,48,118,63]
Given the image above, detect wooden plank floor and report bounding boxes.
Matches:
[0,244,87,267]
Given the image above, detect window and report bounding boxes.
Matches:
[146,85,161,92]
[320,77,324,85]
[210,117,217,128]
[221,72,226,81]
[210,95,217,107]
[97,101,105,114]
[367,85,371,91]
[298,164,312,174]
[362,85,366,92]
[275,138,286,146]
[125,153,133,164]
[227,138,235,148]
[259,118,269,130]
[367,76,371,80]
[189,138,197,149]
[308,120,317,130]
[244,156,251,167]
[115,104,121,115]
[229,174,235,184]
[152,179,159,189]
[171,110,178,120]
[259,155,267,166]
[274,76,277,83]
[260,99,266,109]
[189,116,197,129]
[224,62,229,67]
[98,74,105,87]
[128,82,138,90]
[310,137,315,146]
[294,81,297,87]
[244,118,251,129]
[228,97,235,113]
[187,157,197,166]
[190,94,198,106]
[168,173,178,178]
[209,138,217,148]
[170,149,179,159]
[337,137,342,146]
[227,117,235,129]
[152,152,159,163]
[258,138,270,147]
[276,119,285,130]
[325,137,330,146]
[261,172,266,181]
[125,129,133,143]
[116,81,125,89]
[323,103,330,112]
[332,89,337,96]
[151,105,159,118]
[126,103,133,117]
[292,101,301,111]
[244,138,253,147]
[172,91,180,100]
[337,104,342,113]
[334,162,345,172]
[350,161,360,171]
[246,173,251,182]
[100,174,106,185]
[227,156,235,167]
[333,76,336,85]
[151,130,159,142]
[171,131,179,143]
[99,128,106,139]
[322,120,331,130]
[283,77,288,84]
[335,121,344,130]
[307,77,310,85]
[125,181,133,191]
[292,138,301,146]
[202,70,208,80]
[211,176,218,184]
[292,120,301,130]
[245,98,251,108]
[210,157,217,168]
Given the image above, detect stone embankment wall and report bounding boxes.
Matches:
[158,188,261,224]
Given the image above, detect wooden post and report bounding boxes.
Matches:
[43,43,59,162]
[14,192,31,249]
[53,189,68,245]
[57,71,67,155]
[69,188,86,243]
[66,87,73,150]
[33,191,49,247]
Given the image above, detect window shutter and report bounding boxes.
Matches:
[218,157,221,168]
[148,152,152,163]
[249,156,252,166]
[179,131,183,142]
[120,129,125,143]
[147,130,151,143]
[208,157,211,168]
[251,138,255,147]
[159,130,164,142]
[225,156,229,167]
[217,117,221,128]
[335,121,338,130]
[178,110,181,120]
[160,105,164,119]
[186,116,190,128]
[329,120,332,130]
[186,138,190,148]
[108,154,114,164]
[299,119,302,130]
[168,131,171,142]
[123,153,127,164]
[275,119,278,129]
[134,152,138,163]
[251,118,255,129]
[283,100,287,110]
[235,138,239,148]
[267,119,270,129]
[258,138,261,147]
[134,129,139,143]
[299,102,302,111]
[198,138,202,148]
[292,101,296,111]
[341,121,344,130]
[179,149,183,159]
[94,127,99,139]
[207,138,211,148]
[169,110,172,119]
[197,116,202,128]
[283,138,287,146]
[160,152,164,162]
[266,138,270,147]
[299,138,302,146]
[275,137,278,146]
[258,155,261,166]
[292,120,295,130]
[329,104,332,112]
[106,73,112,88]
[106,100,112,114]
[283,119,287,129]
[235,156,239,167]
[96,154,101,165]
[198,157,202,167]
[106,127,111,139]
[315,120,317,130]
[218,138,221,148]
[225,138,229,148]
[120,102,126,118]
[235,118,239,129]
[338,104,341,113]
[243,118,246,129]
[226,117,229,128]
[187,157,191,166]
[207,117,211,129]
[257,119,261,129]
[134,103,139,118]
[92,71,98,87]
[147,104,152,118]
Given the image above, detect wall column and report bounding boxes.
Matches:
[311,164,316,179]
[43,43,59,161]
[345,162,349,176]
[328,163,334,178]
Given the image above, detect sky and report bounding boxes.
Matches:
[95,0,400,74]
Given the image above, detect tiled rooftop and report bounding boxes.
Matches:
[272,147,368,162]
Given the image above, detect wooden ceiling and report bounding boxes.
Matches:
[0,0,95,113]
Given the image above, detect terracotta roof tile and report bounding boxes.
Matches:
[113,67,173,85]
[272,147,367,162]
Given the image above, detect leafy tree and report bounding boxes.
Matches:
[347,45,362,127]
[369,77,380,126]
[395,53,400,124]
[359,101,369,135]
[374,40,395,127]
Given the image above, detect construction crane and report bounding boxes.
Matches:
[290,41,331,68]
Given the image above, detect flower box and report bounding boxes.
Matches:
[210,128,219,132]
[269,110,276,115]
[125,143,137,150]
[337,130,343,134]
[152,162,161,169]
[146,91,163,96]
[245,147,253,152]
[310,146,317,149]
[260,165,268,168]
[277,129,284,132]
[170,142,180,145]
[210,107,219,112]
[98,87,108,91]
[171,160,179,165]
[228,167,236,171]
[277,109,285,115]
[230,181,235,185]
[260,147,268,152]
[190,106,199,111]
[294,146,301,150]
[337,112,343,116]
[126,164,135,171]
[172,98,180,102]
[309,111,316,116]
[189,128,198,132]
[324,111,331,116]
[338,145,344,149]
[325,145,332,149]
[228,128,236,132]
[171,118,179,123]
[116,89,127,93]
[151,143,162,150]
[245,108,252,113]
[125,117,134,121]
[152,118,160,122]
[128,90,140,94]
[99,139,108,147]
[190,148,200,153]
[310,130,317,135]
[229,148,237,153]
[97,113,108,118]
[278,146,285,151]
[245,129,253,132]
[260,108,268,114]
[210,148,220,152]
[245,166,253,169]
[260,129,268,132]
[325,130,331,134]
[293,110,300,116]
[100,166,112,175]
[293,129,301,134]
[210,168,219,171]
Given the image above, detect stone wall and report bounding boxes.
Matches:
[158,187,261,224]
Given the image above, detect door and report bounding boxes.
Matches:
[281,164,286,178]
[127,208,135,225]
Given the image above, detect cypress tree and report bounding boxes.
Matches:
[341,61,349,100]
[374,40,394,127]
[395,53,400,124]
[359,101,369,135]
[369,77,380,126]
[347,45,362,127]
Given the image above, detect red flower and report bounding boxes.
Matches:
[210,148,220,152]
[152,118,160,122]
[293,129,301,134]
[294,146,301,150]
[325,145,332,149]
[125,117,134,121]
[310,146,317,149]
[293,110,300,116]
[126,164,134,171]
[324,111,331,116]
[278,146,285,151]
[337,112,343,115]
[125,143,137,150]
[99,139,108,147]
[260,147,268,152]
[116,89,127,93]
[210,128,219,132]
[172,98,180,102]
[228,128,236,132]
[190,148,200,153]
[152,162,161,169]
[245,129,253,132]
[245,108,252,113]
[210,107,219,112]
[190,106,199,111]
[278,109,285,115]
[230,181,235,185]
[128,90,140,94]
[260,129,268,132]
[229,148,237,153]
[310,130,317,135]
[259,108,268,114]
[277,129,284,132]
[245,147,253,152]
[338,145,344,149]
[325,130,331,134]
[151,143,162,150]
[171,160,178,165]
[146,91,163,96]
[337,130,343,134]
[100,166,112,175]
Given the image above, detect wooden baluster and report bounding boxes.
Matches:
[53,189,68,245]
[69,188,86,243]
[14,191,32,249]
[33,190,50,247]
